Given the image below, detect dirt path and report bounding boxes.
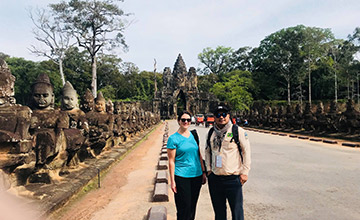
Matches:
[50,122,176,220]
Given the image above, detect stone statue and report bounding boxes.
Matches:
[113,101,127,144]
[0,59,16,106]
[29,73,55,110]
[339,99,360,134]
[60,81,88,167]
[85,92,114,155]
[293,104,304,130]
[303,102,315,132]
[29,73,69,183]
[80,89,95,113]
[106,99,114,114]
[313,102,328,133]
[0,59,33,185]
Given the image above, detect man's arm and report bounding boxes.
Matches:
[239,127,251,183]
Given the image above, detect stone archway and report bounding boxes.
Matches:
[154,54,218,119]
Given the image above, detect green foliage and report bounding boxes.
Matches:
[197,73,219,93]
[62,47,92,96]
[198,46,234,76]
[6,57,39,105]
[99,85,116,100]
[210,70,254,110]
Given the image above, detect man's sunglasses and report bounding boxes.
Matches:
[180,118,192,122]
[216,112,228,118]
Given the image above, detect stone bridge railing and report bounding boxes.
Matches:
[239,100,360,138]
[0,59,160,187]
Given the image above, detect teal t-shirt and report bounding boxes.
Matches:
[167,132,203,178]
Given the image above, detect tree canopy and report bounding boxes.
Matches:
[50,0,130,96]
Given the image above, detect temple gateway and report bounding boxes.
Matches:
[154,54,218,119]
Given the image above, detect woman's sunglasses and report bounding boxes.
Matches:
[180,118,192,122]
[216,112,228,118]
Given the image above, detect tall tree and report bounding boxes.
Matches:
[301,26,334,105]
[254,26,305,104]
[29,7,74,85]
[198,46,234,76]
[51,0,130,96]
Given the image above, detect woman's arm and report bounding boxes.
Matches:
[167,148,177,193]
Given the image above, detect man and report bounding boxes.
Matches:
[205,104,251,220]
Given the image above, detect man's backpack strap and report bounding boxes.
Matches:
[232,124,243,162]
[190,129,199,146]
[206,127,215,170]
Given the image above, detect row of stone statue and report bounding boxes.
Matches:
[0,59,160,186]
[242,100,360,135]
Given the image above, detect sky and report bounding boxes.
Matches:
[1,0,360,72]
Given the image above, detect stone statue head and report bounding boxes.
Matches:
[80,89,94,112]
[30,73,54,110]
[61,81,79,110]
[316,102,324,114]
[106,99,114,114]
[0,59,16,106]
[113,101,121,114]
[94,91,106,113]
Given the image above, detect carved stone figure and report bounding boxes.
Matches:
[0,59,16,106]
[313,102,328,133]
[80,89,95,113]
[113,101,126,144]
[106,99,114,114]
[293,104,304,130]
[60,81,88,167]
[86,92,114,155]
[339,99,360,134]
[303,102,315,132]
[0,60,33,185]
[29,74,69,183]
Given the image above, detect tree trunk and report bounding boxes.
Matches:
[308,59,311,106]
[59,59,66,85]
[300,82,303,106]
[347,77,350,99]
[287,80,291,105]
[91,55,97,97]
[334,69,338,103]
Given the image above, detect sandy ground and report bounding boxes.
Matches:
[51,122,177,220]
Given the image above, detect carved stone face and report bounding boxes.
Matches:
[62,92,78,110]
[31,84,54,110]
[106,101,114,114]
[95,100,106,113]
[114,102,121,114]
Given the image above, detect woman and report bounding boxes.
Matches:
[167,111,207,220]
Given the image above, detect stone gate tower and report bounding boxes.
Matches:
[154,54,217,119]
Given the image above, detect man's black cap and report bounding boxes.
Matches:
[212,105,230,114]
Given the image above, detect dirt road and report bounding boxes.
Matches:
[50,122,175,220]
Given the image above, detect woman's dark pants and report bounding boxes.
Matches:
[174,175,203,220]
[208,173,244,220]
